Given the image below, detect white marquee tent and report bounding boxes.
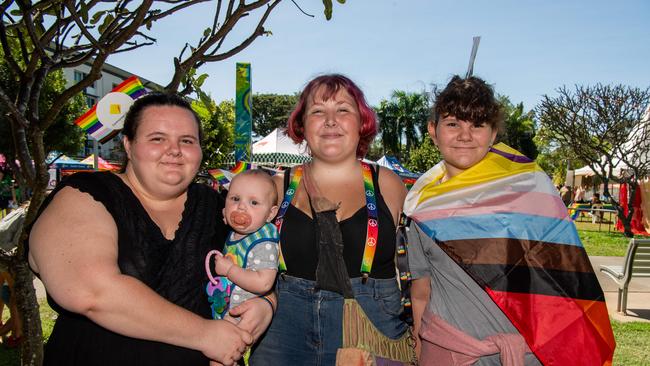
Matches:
[231,128,311,166]
[253,128,309,156]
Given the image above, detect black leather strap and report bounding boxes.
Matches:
[396,213,413,326]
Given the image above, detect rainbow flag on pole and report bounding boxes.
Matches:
[404,143,615,365]
[74,76,146,143]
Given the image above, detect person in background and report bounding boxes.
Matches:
[559,184,572,206]
[404,75,615,365]
[0,270,23,347]
[590,192,604,223]
[573,185,586,203]
[28,93,274,366]
[249,74,413,365]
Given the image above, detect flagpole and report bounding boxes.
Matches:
[465,36,481,78]
[93,138,99,171]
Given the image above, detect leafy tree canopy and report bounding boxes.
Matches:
[252,93,298,136]
[193,99,235,170]
[403,137,441,174]
[376,90,431,159]
[0,66,86,169]
[498,95,538,160]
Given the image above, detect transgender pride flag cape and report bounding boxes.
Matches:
[403,143,615,365]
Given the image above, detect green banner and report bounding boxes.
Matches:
[235,63,252,162]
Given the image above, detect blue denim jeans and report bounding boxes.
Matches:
[249,275,408,366]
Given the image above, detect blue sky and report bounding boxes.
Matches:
[107,0,649,112]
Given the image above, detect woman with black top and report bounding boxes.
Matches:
[27,93,273,366]
[249,74,411,365]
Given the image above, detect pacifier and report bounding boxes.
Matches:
[229,211,252,228]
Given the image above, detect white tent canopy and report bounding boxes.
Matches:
[573,165,624,178]
[252,128,309,156]
[222,128,311,166]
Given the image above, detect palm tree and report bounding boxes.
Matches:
[499,96,538,159]
[376,91,430,159]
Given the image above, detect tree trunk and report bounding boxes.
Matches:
[619,209,634,238]
[602,178,635,238]
[12,131,51,365]
[622,181,639,238]
[14,257,43,366]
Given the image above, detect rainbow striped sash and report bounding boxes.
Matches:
[404,143,615,366]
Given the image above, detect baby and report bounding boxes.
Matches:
[205,169,279,322]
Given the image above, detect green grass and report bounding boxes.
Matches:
[612,320,650,365]
[575,221,631,256]
[0,299,57,365]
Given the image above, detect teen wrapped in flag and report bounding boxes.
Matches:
[404,75,615,366]
[404,143,615,365]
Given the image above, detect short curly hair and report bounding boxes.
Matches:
[432,75,503,132]
[286,74,377,158]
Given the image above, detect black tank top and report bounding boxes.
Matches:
[27,172,226,366]
[280,164,397,280]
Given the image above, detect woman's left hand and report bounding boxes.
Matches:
[228,296,274,342]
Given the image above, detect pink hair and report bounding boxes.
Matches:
[286,74,377,158]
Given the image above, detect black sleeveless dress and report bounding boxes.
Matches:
[27,172,227,366]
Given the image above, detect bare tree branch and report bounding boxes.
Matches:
[165,0,279,92]
[44,1,156,129]
[144,0,210,23]
[63,1,104,53]
[15,0,50,61]
[290,0,314,17]
[0,85,29,128]
[0,28,23,79]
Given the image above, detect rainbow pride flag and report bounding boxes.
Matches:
[208,169,232,186]
[404,143,615,365]
[207,162,253,186]
[230,161,250,174]
[568,203,582,221]
[74,76,146,143]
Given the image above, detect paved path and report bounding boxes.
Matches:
[33,256,650,323]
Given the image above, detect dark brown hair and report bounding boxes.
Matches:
[432,75,503,132]
[120,92,203,171]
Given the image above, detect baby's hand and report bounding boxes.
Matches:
[215,255,234,277]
